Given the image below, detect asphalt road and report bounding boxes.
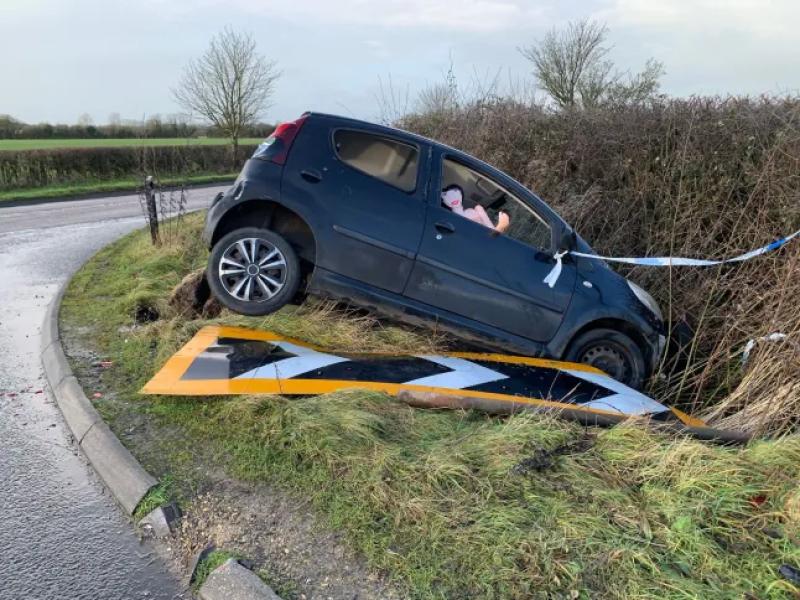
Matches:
[0,186,226,600]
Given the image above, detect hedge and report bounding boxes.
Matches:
[0,144,258,190]
[402,96,800,432]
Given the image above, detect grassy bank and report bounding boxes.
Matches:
[60,215,800,599]
[0,137,263,151]
[0,173,235,203]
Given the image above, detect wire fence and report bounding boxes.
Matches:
[138,176,189,246]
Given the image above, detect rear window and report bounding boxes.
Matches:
[334,130,418,192]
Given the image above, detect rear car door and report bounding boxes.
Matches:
[403,151,577,343]
[283,119,429,294]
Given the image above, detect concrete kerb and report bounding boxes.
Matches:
[42,342,71,391]
[81,420,157,515]
[41,280,61,350]
[198,559,281,600]
[55,376,100,442]
[40,276,155,515]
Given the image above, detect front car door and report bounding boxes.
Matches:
[403,150,577,344]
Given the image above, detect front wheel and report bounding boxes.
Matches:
[207,227,301,316]
[564,328,647,389]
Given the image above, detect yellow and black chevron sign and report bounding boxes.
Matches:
[142,325,705,427]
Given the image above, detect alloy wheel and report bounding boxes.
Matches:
[218,237,288,303]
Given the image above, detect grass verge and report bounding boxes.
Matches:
[60,214,800,599]
[132,476,174,521]
[0,173,235,203]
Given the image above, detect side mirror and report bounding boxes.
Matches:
[558,227,577,251]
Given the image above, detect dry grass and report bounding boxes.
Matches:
[705,342,800,436]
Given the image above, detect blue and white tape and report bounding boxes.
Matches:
[543,229,800,288]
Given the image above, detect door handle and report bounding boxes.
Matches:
[434,221,456,234]
[300,168,323,183]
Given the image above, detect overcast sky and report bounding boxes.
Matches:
[1,0,798,126]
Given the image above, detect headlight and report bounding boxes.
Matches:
[627,280,663,321]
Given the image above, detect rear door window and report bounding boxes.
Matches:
[334,130,419,192]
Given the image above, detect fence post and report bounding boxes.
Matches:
[144,176,159,245]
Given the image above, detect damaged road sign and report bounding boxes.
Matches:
[143,326,709,429]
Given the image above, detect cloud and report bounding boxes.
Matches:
[603,0,800,38]
[208,0,545,32]
[362,39,392,59]
[595,0,800,97]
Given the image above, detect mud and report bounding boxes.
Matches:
[168,269,222,320]
[177,484,403,600]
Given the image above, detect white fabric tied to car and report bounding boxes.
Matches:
[543,229,800,288]
[740,333,798,365]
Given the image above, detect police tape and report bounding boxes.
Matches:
[543,229,800,288]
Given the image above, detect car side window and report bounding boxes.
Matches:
[334,130,419,192]
[441,158,551,250]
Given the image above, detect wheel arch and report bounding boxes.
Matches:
[211,199,317,265]
[563,318,652,367]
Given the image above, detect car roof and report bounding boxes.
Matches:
[305,111,529,188]
[305,111,464,155]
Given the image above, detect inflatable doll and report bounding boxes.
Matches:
[441,185,510,233]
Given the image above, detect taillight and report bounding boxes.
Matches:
[252,115,308,165]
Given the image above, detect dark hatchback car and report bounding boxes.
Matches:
[203,112,666,389]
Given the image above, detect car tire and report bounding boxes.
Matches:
[207,227,301,316]
[564,328,647,390]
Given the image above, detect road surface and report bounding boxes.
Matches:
[0,187,226,600]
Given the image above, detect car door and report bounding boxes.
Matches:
[283,119,429,295]
[403,151,577,343]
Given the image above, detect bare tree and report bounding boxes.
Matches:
[520,19,664,109]
[173,28,280,166]
[605,58,664,106]
[415,60,459,115]
[374,74,411,125]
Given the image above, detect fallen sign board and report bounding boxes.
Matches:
[141,325,730,430]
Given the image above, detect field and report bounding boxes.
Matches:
[0,137,263,151]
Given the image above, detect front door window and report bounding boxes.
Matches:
[440,158,551,251]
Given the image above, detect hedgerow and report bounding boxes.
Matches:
[0,143,257,190]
